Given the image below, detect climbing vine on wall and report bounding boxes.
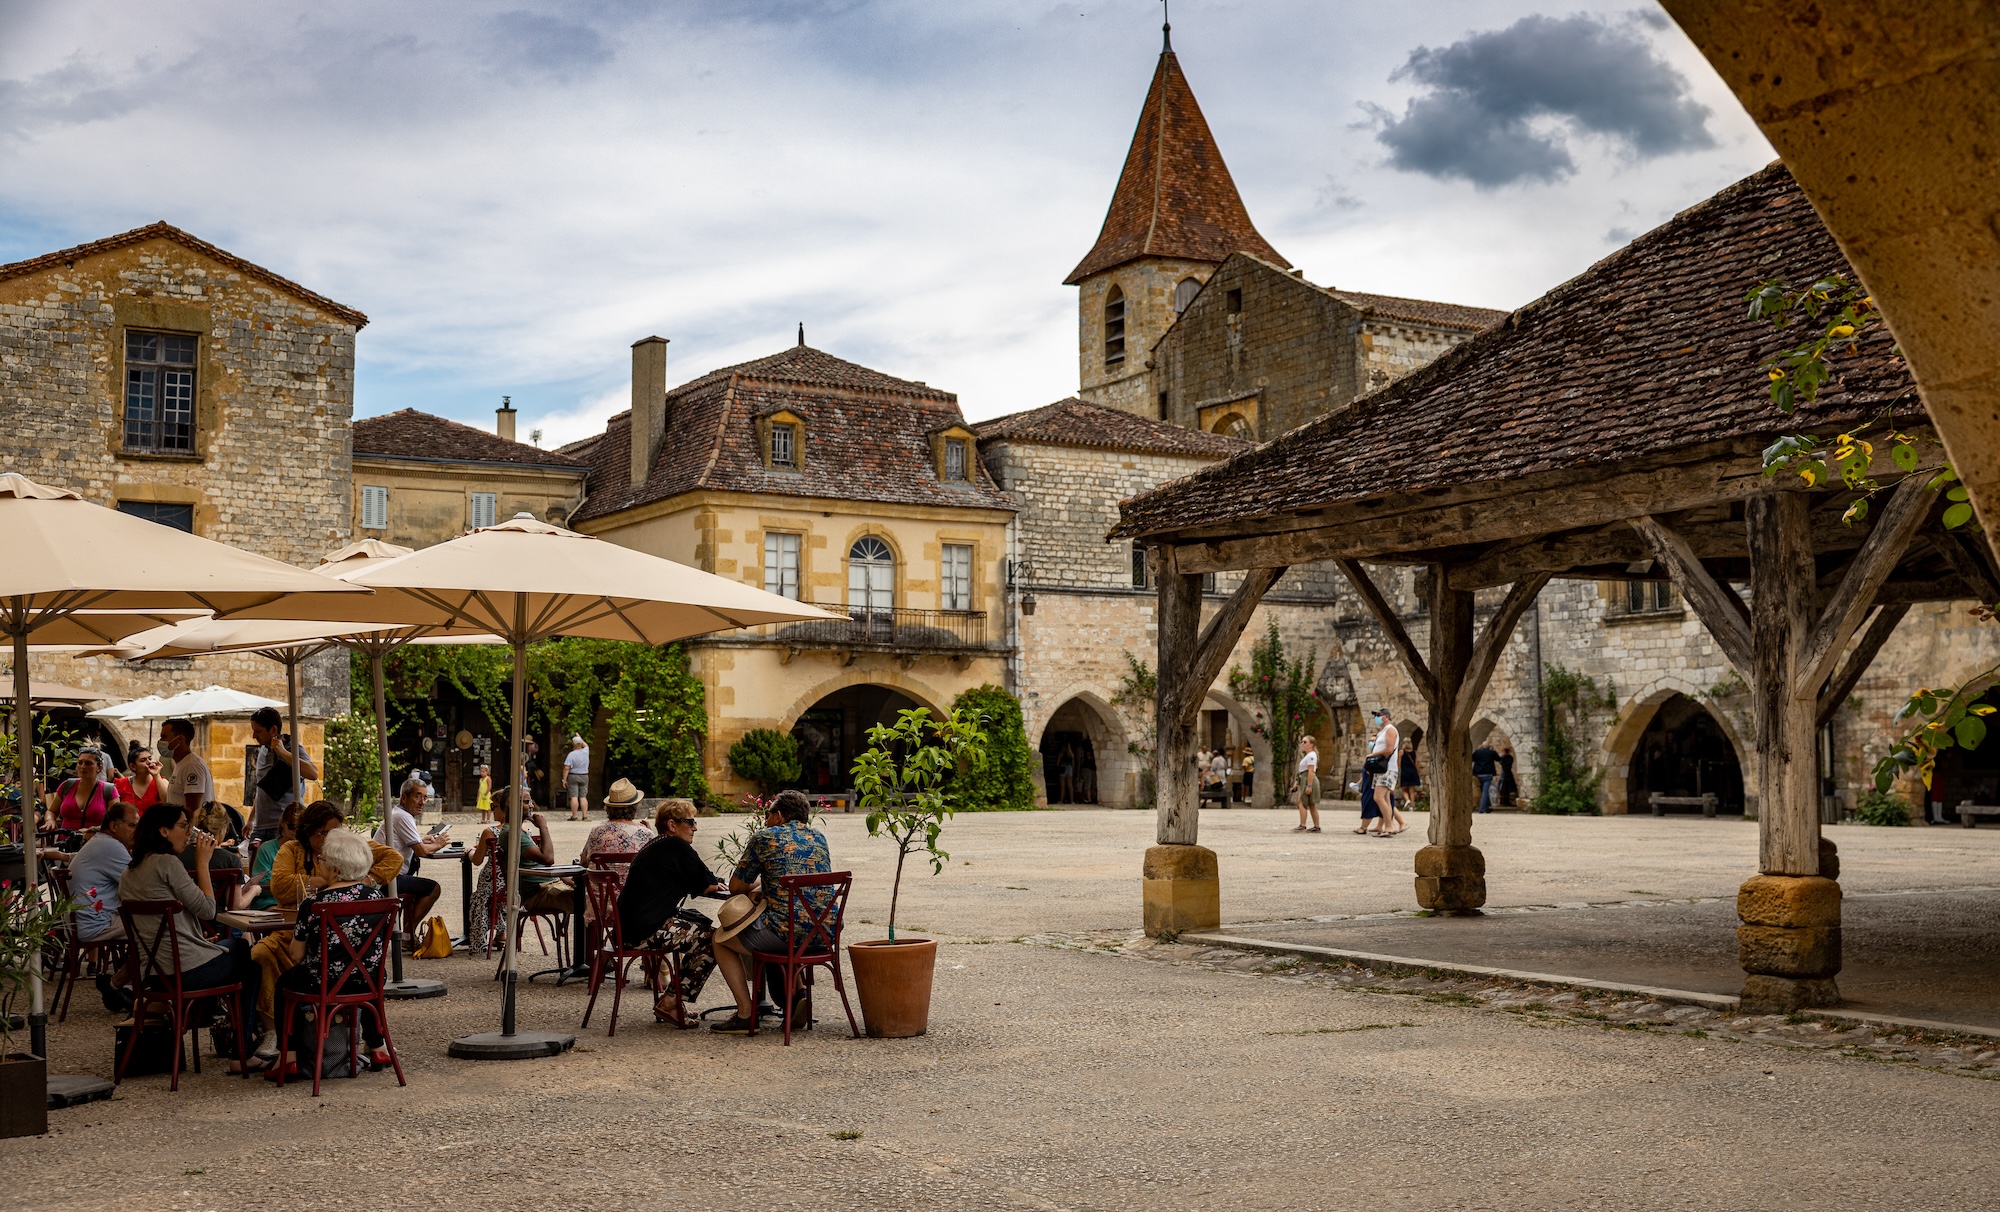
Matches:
[1531,663,1605,815]
[1229,621,1320,797]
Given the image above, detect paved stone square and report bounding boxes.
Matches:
[17,808,2000,1210]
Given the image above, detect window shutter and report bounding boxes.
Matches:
[471,492,497,529]
[362,485,389,530]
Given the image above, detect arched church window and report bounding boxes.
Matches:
[848,535,895,621]
[1175,277,1201,314]
[1104,287,1126,366]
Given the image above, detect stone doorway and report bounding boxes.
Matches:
[789,684,921,794]
[1926,691,2000,822]
[1630,693,1745,815]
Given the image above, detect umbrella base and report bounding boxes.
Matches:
[447,1030,575,1061]
[47,1074,114,1108]
[384,978,448,1001]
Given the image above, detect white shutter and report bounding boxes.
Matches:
[361,485,388,530]
[471,492,497,529]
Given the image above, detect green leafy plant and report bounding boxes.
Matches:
[1851,788,1912,827]
[1111,652,1159,807]
[321,709,381,817]
[0,883,73,1054]
[1873,672,2000,792]
[852,706,986,941]
[727,729,801,794]
[1228,621,1320,798]
[1531,664,1604,815]
[946,685,1037,812]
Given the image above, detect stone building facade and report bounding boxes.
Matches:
[0,221,362,788]
[353,404,587,549]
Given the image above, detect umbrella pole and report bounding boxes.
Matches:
[502,634,526,1036]
[374,644,443,1001]
[12,627,46,1059]
[286,653,303,810]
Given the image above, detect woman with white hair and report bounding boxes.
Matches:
[275,825,394,1068]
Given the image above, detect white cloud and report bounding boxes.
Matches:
[0,0,1774,435]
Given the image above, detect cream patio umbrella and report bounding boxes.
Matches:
[0,473,369,1061]
[220,513,837,1059]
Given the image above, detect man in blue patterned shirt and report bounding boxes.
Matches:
[711,789,833,1034]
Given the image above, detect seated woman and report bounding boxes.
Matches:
[248,802,302,911]
[47,747,117,834]
[466,805,563,951]
[114,747,164,814]
[275,827,392,1066]
[618,799,726,1027]
[117,802,265,1070]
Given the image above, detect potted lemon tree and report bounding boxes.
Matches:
[847,706,984,1038]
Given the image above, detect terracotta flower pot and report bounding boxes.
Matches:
[0,1054,47,1139]
[847,937,937,1038]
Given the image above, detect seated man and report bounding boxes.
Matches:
[709,789,831,1034]
[70,800,140,1012]
[375,778,451,948]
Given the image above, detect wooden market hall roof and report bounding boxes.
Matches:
[1109,164,1984,597]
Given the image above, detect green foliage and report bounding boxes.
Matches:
[1228,621,1320,797]
[1851,788,1912,827]
[368,637,710,805]
[1873,669,2000,792]
[0,718,83,805]
[946,685,1038,812]
[1111,652,1159,807]
[1531,664,1604,815]
[321,710,381,818]
[727,729,801,794]
[0,882,73,1052]
[853,706,986,940]
[1745,274,1885,414]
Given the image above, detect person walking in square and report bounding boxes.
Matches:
[564,734,591,822]
[1293,735,1320,832]
[1472,740,1501,813]
[1366,709,1403,835]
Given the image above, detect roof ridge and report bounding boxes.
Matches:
[0,221,368,327]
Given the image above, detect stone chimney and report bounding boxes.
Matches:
[496,396,517,443]
[630,336,668,487]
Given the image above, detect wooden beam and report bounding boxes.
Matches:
[1335,559,1437,705]
[1183,565,1286,727]
[1452,573,1552,735]
[1426,567,1476,852]
[1632,515,1754,672]
[1817,603,1910,727]
[1931,531,2000,602]
[1796,475,1933,698]
[1748,493,1821,876]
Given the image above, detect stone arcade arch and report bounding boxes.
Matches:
[1601,682,1753,816]
[779,671,949,797]
[1038,694,1129,807]
[1201,687,1275,810]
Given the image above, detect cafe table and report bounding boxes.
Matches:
[215,907,296,936]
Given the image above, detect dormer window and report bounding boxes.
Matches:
[944,438,968,482]
[761,410,805,471]
[1104,286,1126,366]
[932,426,978,485]
[770,423,797,468]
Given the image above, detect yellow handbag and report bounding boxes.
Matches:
[413,915,454,959]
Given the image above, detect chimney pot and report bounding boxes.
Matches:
[496,395,517,443]
[630,337,669,487]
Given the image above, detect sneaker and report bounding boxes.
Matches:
[96,973,133,1015]
[709,1014,755,1035]
[253,1034,280,1063]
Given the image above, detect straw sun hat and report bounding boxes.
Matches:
[603,778,644,808]
[712,894,764,944]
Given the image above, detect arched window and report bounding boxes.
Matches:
[848,535,895,620]
[1103,286,1126,366]
[1174,276,1201,314]
[1212,412,1254,441]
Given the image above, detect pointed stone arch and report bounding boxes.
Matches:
[1601,677,1753,816]
[1037,690,1132,807]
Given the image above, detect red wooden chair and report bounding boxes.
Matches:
[116,900,250,1091]
[747,871,859,1045]
[582,850,637,953]
[578,866,668,1036]
[45,865,126,1023]
[276,896,406,1097]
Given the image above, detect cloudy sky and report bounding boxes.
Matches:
[0,1,1773,445]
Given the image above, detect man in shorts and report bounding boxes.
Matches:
[376,779,451,948]
[563,735,590,822]
[709,790,832,1034]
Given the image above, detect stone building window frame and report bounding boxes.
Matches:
[361,484,390,531]
[1104,286,1127,367]
[764,530,802,600]
[759,409,807,473]
[847,534,896,618]
[941,542,974,612]
[121,328,199,456]
[1175,276,1202,314]
[929,425,980,486]
[469,491,498,529]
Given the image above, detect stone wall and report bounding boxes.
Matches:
[1075,256,1217,417]
[353,457,585,549]
[1358,320,1478,395]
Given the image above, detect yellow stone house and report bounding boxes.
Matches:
[564,337,1015,803]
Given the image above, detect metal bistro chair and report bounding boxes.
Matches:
[116,900,251,1091]
[578,864,668,1036]
[276,896,407,1097]
[46,864,126,1023]
[747,871,860,1045]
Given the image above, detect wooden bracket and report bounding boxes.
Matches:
[1163,565,1286,726]
[1930,530,2000,603]
[1452,572,1551,735]
[1817,602,1910,726]
[1796,475,1932,698]
[1336,559,1437,705]
[1633,515,1753,671]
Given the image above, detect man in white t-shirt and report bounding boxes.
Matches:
[376,778,451,946]
[162,717,241,871]
[563,735,591,821]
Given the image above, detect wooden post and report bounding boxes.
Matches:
[1425,568,1475,851]
[1154,563,1203,849]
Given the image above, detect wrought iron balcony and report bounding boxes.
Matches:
[774,603,990,650]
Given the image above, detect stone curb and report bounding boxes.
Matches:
[1182,933,2000,1040]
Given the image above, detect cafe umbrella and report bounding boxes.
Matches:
[0,473,370,1062]
[218,514,836,1058]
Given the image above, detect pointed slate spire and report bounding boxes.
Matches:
[1064,47,1288,284]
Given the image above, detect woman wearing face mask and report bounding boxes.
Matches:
[1365,709,1404,836]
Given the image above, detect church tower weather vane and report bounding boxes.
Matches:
[1161,0,1171,52]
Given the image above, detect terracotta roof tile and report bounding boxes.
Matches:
[0,221,367,328]
[1115,163,1918,540]
[974,398,1250,458]
[353,409,584,468]
[1329,289,1508,332]
[1065,52,1288,284]
[572,345,1011,523]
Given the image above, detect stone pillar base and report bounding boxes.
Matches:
[1737,874,1842,1010]
[1414,844,1487,912]
[1142,844,1220,937]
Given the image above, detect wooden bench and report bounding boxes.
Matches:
[1955,800,2000,828]
[1650,792,1719,818]
[1198,782,1231,808]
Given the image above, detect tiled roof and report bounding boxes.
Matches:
[974,398,1250,459]
[1065,52,1289,284]
[1330,289,1507,332]
[571,344,1011,523]
[0,221,368,328]
[353,409,584,468]
[1115,163,1919,540]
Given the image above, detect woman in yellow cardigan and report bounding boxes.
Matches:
[248,800,405,1065]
